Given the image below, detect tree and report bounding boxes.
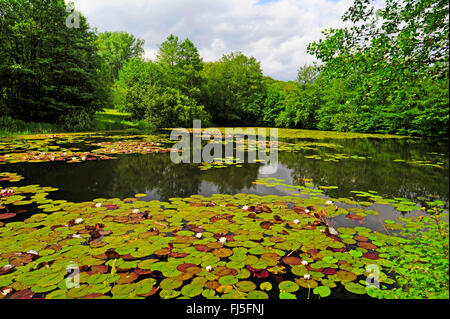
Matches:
[97,31,145,83]
[0,0,104,126]
[113,58,163,113]
[201,52,266,125]
[307,0,449,136]
[156,34,203,98]
[114,35,209,127]
[132,85,210,128]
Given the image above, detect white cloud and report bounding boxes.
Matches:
[72,0,354,81]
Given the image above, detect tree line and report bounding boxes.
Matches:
[0,0,448,136]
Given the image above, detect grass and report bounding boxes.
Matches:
[94,108,157,132]
[0,116,62,137]
[93,108,136,130]
[0,108,156,137]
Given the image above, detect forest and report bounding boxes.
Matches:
[0,0,448,137]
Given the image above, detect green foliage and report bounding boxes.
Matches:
[201,52,266,125]
[0,0,104,124]
[113,35,208,127]
[306,0,449,137]
[113,58,164,113]
[96,31,145,106]
[97,31,144,84]
[132,85,210,128]
[1,1,447,137]
[156,34,203,99]
[370,212,449,299]
[0,117,61,137]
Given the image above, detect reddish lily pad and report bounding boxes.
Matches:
[282,256,302,265]
[0,213,16,220]
[8,289,34,299]
[345,214,364,221]
[358,242,377,250]
[362,252,380,260]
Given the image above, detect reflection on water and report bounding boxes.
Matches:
[1,136,448,211]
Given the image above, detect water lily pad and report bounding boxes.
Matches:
[181,283,203,297]
[344,282,366,294]
[160,278,183,290]
[235,280,256,292]
[247,290,269,299]
[279,281,299,293]
[313,285,331,297]
[282,256,302,265]
[279,291,297,299]
[219,275,238,286]
[336,270,357,282]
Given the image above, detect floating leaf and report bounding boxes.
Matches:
[279,291,297,299]
[181,283,203,297]
[282,256,302,265]
[313,286,331,298]
[279,281,299,293]
[235,281,256,292]
[219,275,238,286]
[160,278,183,290]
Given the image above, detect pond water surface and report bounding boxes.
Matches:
[0,130,448,300]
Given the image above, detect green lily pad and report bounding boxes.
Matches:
[181,283,203,297]
[313,286,331,297]
[279,281,299,293]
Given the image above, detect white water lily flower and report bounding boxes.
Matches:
[328,226,339,236]
[195,233,203,239]
[303,274,311,280]
[218,237,227,244]
[95,203,102,208]
[293,219,300,224]
[26,250,38,255]
[320,229,325,233]
[75,218,84,224]
[206,265,212,272]
[242,205,249,210]
[305,209,310,213]
[301,260,308,266]
[325,200,333,205]
[1,287,12,296]
[1,264,13,271]
[71,234,81,238]
[132,209,140,214]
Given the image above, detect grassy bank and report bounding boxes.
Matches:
[0,109,155,137]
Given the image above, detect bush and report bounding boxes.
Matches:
[59,110,96,132]
[133,86,211,128]
[330,111,359,132]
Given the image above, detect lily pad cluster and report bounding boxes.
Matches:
[91,140,175,155]
[0,133,176,165]
[0,151,115,165]
[252,178,436,215]
[0,183,399,299]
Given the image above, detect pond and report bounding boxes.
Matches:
[0,129,448,299]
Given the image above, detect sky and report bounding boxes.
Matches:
[71,0,354,81]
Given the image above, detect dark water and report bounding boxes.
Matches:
[1,134,448,210]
